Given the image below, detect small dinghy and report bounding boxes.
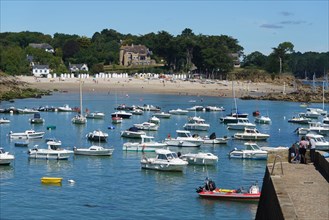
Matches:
[196,178,261,202]
[41,177,63,184]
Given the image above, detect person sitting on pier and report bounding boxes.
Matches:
[289,141,300,163]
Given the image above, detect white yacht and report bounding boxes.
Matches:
[9,130,45,139]
[229,142,268,160]
[165,130,204,147]
[306,133,329,151]
[28,144,73,160]
[133,122,159,131]
[140,149,188,172]
[227,118,256,130]
[148,116,160,124]
[123,135,167,152]
[254,115,271,124]
[234,128,270,141]
[183,116,210,131]
[0,148,15,165]
[0,117,10,124]
[73,145,114,156]
[57,104,74,112]
[152,112,171,119]
[168,108,188,115]
[86,111,105,119]
[180,152,218,165]
[111,111,132,119]
[296,122,329,136]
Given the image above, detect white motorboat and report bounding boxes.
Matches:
[73,145,114,156]
[288,115,312,124]
[227,118,256,130]
[306,107,327,116]
[254,115,271,124]
[57,104,74,112]
[123,135,167,152]
[152,112,171,119]
[168,108,188,115]
[140,149,188,172]
[137,104,160,111]
[28,144,73,160]
[305,133,329,150]
[202,133,229,144]
[86,130,108,142]
[121,127,146,139]
[183,116,210,131]
[229,142,268,160]
[0,117,10,124]
[234,128,270,141]
[205,106,225,111]
[299,108,321,119]
[86,111,105,119]
[9,130,45,139]
[186,106,204,111]
[295,122,329,136]
[133,122,159,131]
[0,148,15,165]
[148,116,160,124]
[165,130,204,147]
[111,111,132,119]
[131,109,144,115]
[322,116,329,125]
[17,108,39,114]
[180,152,218,165]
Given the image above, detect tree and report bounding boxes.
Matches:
[242,51,267,68]
[271,42,294,74]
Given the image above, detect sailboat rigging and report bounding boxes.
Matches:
[72,79,87,124]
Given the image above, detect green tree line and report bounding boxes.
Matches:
[0,29,328,79]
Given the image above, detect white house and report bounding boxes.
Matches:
[32,65,50,77]
[69,63,89,73]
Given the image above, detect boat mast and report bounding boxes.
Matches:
[79,79,83,115]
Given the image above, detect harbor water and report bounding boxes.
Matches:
[0,91,327,219]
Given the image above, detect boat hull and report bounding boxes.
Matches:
[41,177,63,184]
[198,191,260,202]
[73,149,113,156]
[28,149,72,160]
[165,139,202,147]
[141,160,186,172]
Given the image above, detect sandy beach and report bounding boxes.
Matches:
[18,76,292,98]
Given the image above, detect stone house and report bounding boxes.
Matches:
[29,43,55,53]
[119,44,155,66]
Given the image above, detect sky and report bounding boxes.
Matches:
[1,0,328,55]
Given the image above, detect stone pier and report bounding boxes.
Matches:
[256,150,329,220]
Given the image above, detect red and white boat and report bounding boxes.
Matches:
[196,179,261,202]
[112,115,123,124]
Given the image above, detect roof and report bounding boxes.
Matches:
[29,43,53,50]
[120,44,149,54]
[33,65,49,69]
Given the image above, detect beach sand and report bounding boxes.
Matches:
[18,76,292,98]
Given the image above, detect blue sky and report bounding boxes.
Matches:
[1,0,328,55]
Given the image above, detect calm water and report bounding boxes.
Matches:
[0,91,327,219]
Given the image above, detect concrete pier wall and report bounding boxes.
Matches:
[256,151,329,220]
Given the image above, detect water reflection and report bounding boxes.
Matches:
[0,165,14,180]
[28,158,73,172]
